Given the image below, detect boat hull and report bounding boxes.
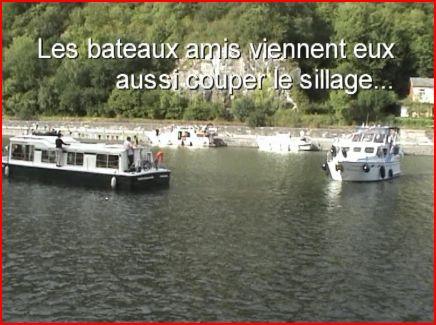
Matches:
[299,143,321,151]
[326,160,400,182]
[2,163,170,191]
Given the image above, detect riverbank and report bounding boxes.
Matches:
[2,118,433,155]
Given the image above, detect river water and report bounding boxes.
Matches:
[2,147,434,321]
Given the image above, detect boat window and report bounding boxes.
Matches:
[76,153,84,165]
[353,147,361,152]
[12,144,34,161]
[96,154,119,169]
[67,153,74,165]
[11,144,24,160]
[67,152,84,166]
[352,133,363,142]
[365,147,375,153]
[108,155,119,169]
[96,154,108,168]
[41,150,56,163]
[374,133,385,143]
[362,133,374,142]
[377,147,383,157]
[25,145,34,161]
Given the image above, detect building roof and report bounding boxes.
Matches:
[410,77,434,88]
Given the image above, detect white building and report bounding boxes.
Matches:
[409,77,434,104]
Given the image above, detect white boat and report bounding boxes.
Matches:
[322,126,402,182]
[256,132,321,153]
[2,135,171,190]
[145,125,226,148]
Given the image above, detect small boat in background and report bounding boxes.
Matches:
[145,124,227,148]
[256,131,321,153]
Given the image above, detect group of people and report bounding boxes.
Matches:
[53,134,163,170]
[123,136,163,171]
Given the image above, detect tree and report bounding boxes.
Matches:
[160,91,188,119]
[231,96,254,122]
[327,90,353,123]
[107,88,142,117]
[353,90,398,123]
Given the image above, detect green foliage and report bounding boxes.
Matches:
[2,2,433,127]
[326,90,353,123]
[272,109,302,127]
[183,96,220,121]
[353,90,398,123]
[392,117,433,128]
[108,88,142,118]
[160,91,188,119]
[290,87,310,113]
[231,96,254,122]
[231,78,285,127]
[6,90,39,119]
[330,3,433,96]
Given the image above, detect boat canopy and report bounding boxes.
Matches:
[349,126,399,144]
[8,135,129,155]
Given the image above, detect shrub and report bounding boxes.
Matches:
[231,96,255,122]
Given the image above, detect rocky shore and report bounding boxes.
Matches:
[2,119,433,155]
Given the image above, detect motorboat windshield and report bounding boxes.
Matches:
[350,127,399,145]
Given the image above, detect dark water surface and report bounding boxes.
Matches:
[2,147,434,321]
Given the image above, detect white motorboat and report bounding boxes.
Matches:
[145,124,226,148]
[2,134,171,190]
[256,132,321,153]
[322,126,402,182]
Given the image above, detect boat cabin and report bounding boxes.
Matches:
[334,127,400,159]
[6,135,154,173]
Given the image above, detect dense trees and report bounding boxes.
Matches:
[2,3,433,126]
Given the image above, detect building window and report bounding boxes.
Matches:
[353,147,361,152]
[12,144,34,161]
[365,147,375,153]
[96,154,119,169]
[41,150,56,163]
[67,152,84,166]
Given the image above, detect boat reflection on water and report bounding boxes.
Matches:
[325,180,343,211]
[324,178,400,217]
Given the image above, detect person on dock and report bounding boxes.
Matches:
[124,136,135,168]
[55,134,70,167]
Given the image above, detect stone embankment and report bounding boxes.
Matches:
[2,119,433,155]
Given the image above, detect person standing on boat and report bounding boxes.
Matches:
[124,136,135,168]
[154,151,164,169]
[55,134,70,167]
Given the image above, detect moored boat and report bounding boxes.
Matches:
[145,124,227,148]
[322,126,402,182]
[2,135,171,190]
[256,132,321,153]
